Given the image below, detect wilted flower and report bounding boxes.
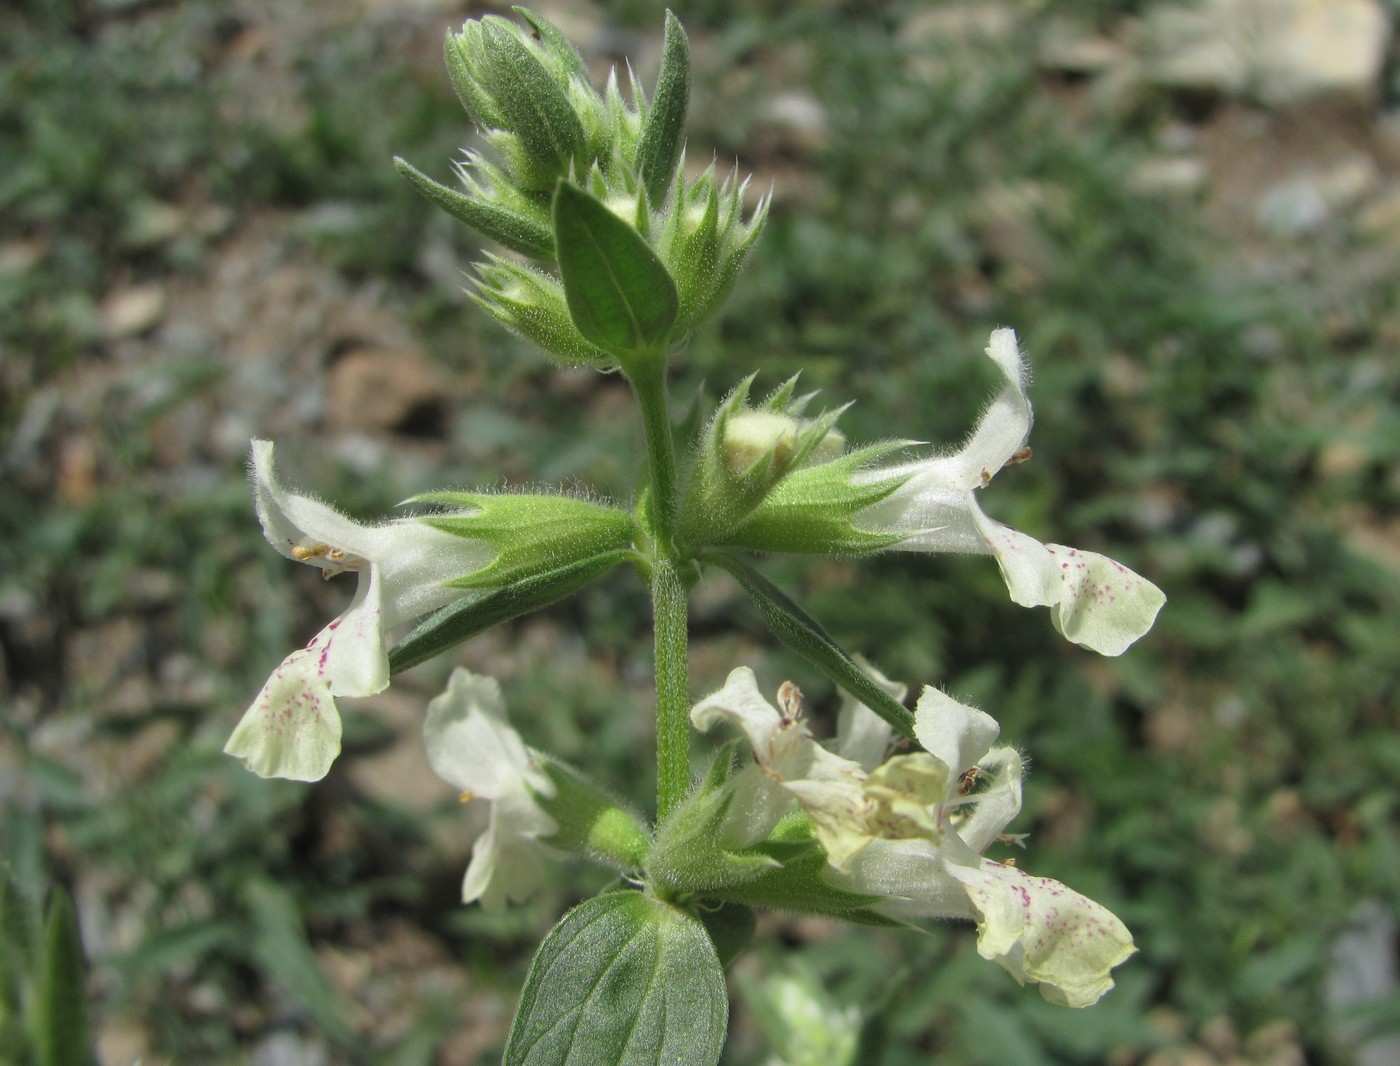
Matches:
[423,668,558,911]
[857,328,1165,655]
[692,667,1135,1006]
[224,441,491,782]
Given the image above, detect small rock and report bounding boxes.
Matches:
[1144,0,1390,103]
[324,345,449,437]
[1327,900,1400,1066]
[1143,0,1250,94]
[1355,184,1400,245]
[1130,156,1209,198]
[1257,0,1390,104]
[1258,154,1380,236]
[754,90,829,155]
[343,688,450,813]
[1037,20,1128,75]
[1257,175,1331,236]
[100,284,167,340]
[0,239,45,276]
[249,1032,329,1066]
[95,1016,152,1066]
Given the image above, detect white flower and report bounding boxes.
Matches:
[857,329,1165,655]
[692,668,1136,1006]
[423,668,558,911]
[224,441,491,782]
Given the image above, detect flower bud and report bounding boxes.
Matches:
[656,162,769,337]
[677,377,846,550]
[444,13,596,192]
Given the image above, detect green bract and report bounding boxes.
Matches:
[447,13,588,191]
[415,489,634,589]
[721,440,913,555]
[399,6,766,361]
[534,757,651,872]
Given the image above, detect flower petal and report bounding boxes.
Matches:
[693,667,871,866]
[250,440,378,562]
[691,666,784,765]
[957,327,1033,486]
[425,669,557,910]
[224,641,343,781]
[424,668,551,799]
[824,837,977,921]
[954,745,1024,854]
[971,509,1166,656]
[833,662,906,772]
[948,860,1136,1007]
[912,686,1000,785]
[319,560,390,697]
[461,804,555,911]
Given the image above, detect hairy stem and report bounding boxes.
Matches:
[626,355,678,552]
[625,355,691,819]
[651,557,690,820]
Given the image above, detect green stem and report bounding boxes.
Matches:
[626,354,678,551]
[625,354,690,819]
[651,558,690,820]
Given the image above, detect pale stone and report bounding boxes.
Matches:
[100,283,166,339]
[1356,184,1400,244]
[1258,0,1390,103]
[1129,156,1209,198]
[1327,900,1400,1066]
[324,345,448,437]
[755,91,829,153]
[1144,0,1390,103]
[1037,20,1130,75]
[1258,154,1381,236]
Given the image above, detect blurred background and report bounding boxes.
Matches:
[3,0,1399,1063]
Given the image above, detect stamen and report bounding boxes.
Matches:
[1005,445,1032,466]
[777,680,803,725]
[459,790,476,804]
[292,542,329,561]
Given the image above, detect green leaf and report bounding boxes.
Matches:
[706,553,915,739]
[503,891,727,1066]
[553,181,679,359]
[388,550,629,675]
[33,888,93,1066]
[394,157,555,259]
[246,880,354,1046]
[635,11,690,204]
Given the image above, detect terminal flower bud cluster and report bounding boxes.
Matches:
[395,7,767,368]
